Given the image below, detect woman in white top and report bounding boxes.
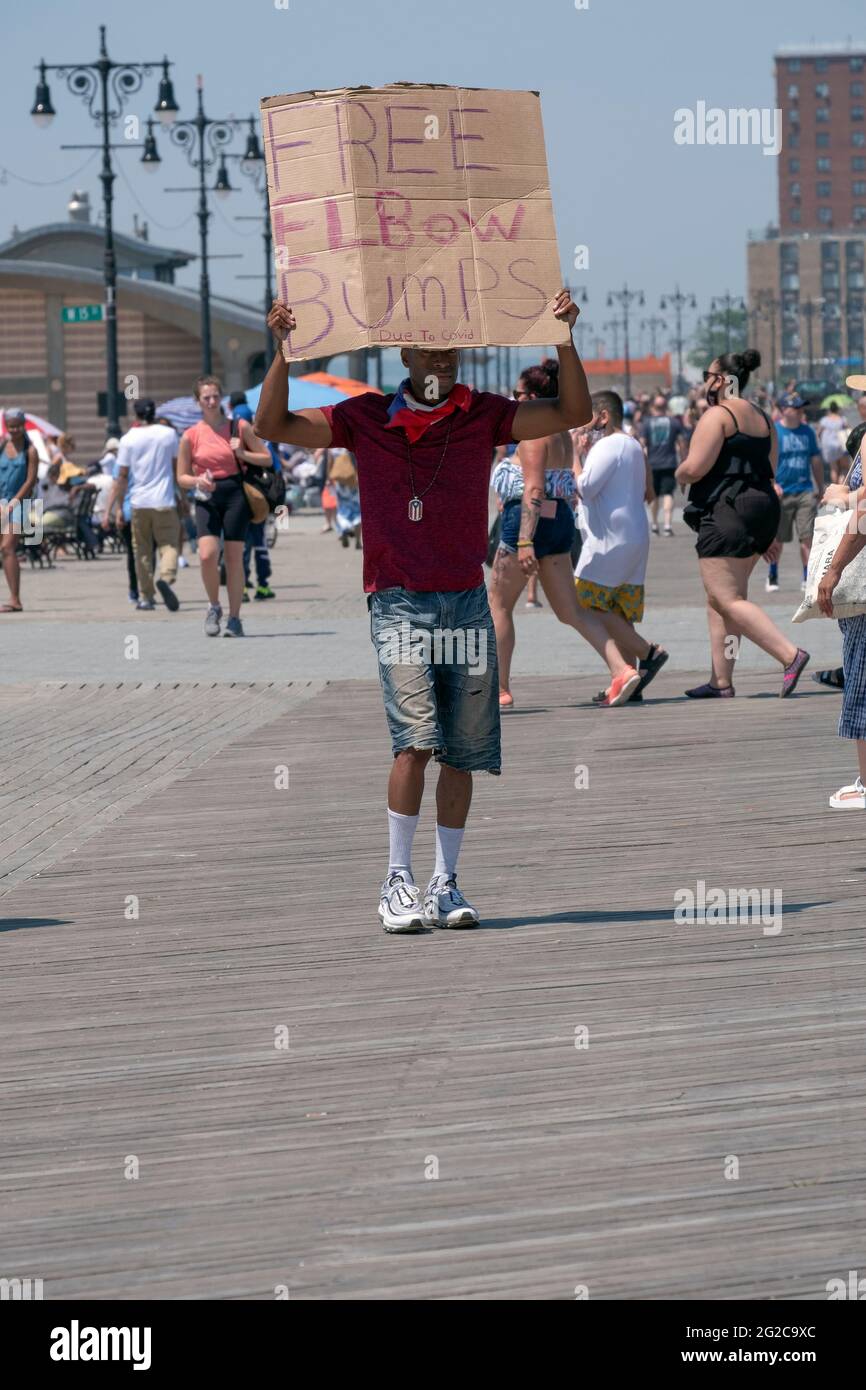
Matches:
[489,362,646,709]
[574,390,668,703]
[817,400,849,485]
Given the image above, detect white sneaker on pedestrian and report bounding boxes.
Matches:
[765,578,780,593]
[829,777,866,809]
[204,603,222,637]
[379,871,425,933]
[424,874,479,928]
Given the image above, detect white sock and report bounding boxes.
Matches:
[434,824,464,880]
[388,809,419,881]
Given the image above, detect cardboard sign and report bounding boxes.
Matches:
[260,84,569,361]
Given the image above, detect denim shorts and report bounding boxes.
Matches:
[369,584,501,774]
[499,497,575,558]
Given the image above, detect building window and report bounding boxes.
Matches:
[854,156,866,170]
[854,82,866,98]
[816,106,831,122]
[851,57,865,72]
[854,181,866,196]
[818,207,833,224]
[817,157,831,171]
[789,133,801,148]
[789,107,800,124]
[815,82,831,99]
[854,107,866,121]
[790,208,802,223]
[790,182,801,197]
[817,181,832,197]
[854,131,866,147]
[855,206,866,223]
[789,157,800,172]
[817,132,830,147]
[788,83,799,99]
[788,59,801,73]
[816,58,829,73]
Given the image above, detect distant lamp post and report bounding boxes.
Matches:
[229,116,274,363]
[641,314,667,359]
[30,25,178,437]
[750,292,781,391]
[607,284,644,400]
[660,285,697,389]
[798,298,833,380]
[165,76,251,374]
[711,291,746,354]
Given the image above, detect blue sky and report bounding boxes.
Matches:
[3,0,865,364]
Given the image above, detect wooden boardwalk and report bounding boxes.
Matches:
[2,669,865,1299]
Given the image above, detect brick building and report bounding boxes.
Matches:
[746,41,866,388]
[776,42,866,235]
[0,194,266,458]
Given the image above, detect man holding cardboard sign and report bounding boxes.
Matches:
[258,290,591,931]
[256,84,596,933]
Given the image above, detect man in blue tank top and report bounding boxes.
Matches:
[768,394,823,592]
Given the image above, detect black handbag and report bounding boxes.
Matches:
[241,458,286,513]
[232,420,287,514]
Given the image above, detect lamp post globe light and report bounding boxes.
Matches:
[31,25,178,438]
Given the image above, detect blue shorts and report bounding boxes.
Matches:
[499,497,575,558]
[369,584,501,774]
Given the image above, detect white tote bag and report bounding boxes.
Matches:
[792,505,866,622]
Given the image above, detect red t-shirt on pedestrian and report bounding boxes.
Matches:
[320,389,518,593]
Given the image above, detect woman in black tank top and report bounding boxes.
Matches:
[674,349,809,699]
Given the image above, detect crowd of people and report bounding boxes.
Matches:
[251,295,866,933]
[3,302,866,930]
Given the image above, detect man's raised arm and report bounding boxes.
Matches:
[512,290,592,442]
[254,302,334,448]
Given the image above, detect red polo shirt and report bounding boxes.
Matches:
[321,390,519,593]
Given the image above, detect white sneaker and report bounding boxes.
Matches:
[829,777,866,809]
[378,872,425,933]
[766,578,780,593]
[424,874,479,928]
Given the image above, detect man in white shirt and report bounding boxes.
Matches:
[107,400,180,611]
[574,390,669,704]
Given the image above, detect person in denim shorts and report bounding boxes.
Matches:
[257,291,592,933]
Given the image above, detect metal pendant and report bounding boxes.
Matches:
[408,496,423,521]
